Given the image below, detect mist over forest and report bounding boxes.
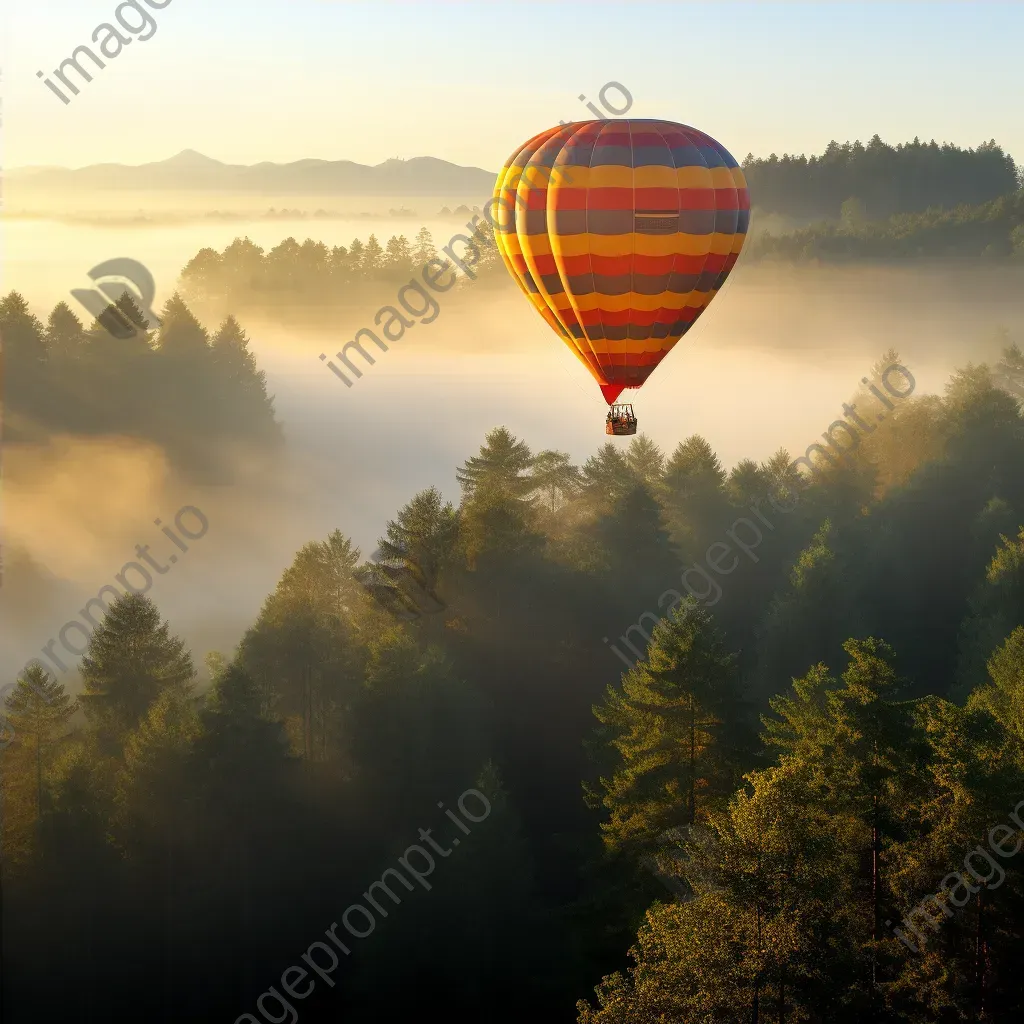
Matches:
[3,130,1024,1023]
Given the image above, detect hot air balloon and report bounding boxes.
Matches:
[490,119,749,434]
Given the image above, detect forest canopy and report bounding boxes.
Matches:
[0,289,281,470]
[4,334,1024,1021]
[743,135,1021,220]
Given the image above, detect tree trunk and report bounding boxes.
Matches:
[303,665,312,763]
[752,902,762,1024]
[872,791,879,992]
[976,886,987,1020]
[36,697,43,819]
[688,694,696,825]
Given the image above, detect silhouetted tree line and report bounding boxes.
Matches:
[179,224,504,318]
[0,290,281,467]
[3,336,1024,1021]
[744,135,1021,221]
[749,185,1024,262]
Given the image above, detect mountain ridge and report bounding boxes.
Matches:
[8,150,498,196]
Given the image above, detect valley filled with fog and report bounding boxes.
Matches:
[4,205,1023,689]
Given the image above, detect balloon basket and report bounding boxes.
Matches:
[605,403,637,436]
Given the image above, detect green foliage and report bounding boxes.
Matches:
[0,288,280,464]
[749,186,1024,262]
[177,219,501,325]
[592,605,743,859]
[1,666,77,864]
[7,348,1024,1020]
[744,135,1018,221]
[79,594,195,749]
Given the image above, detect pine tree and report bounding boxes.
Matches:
[580,443,631,510]
[210,315,279,439]
[219,236,266,294]
[662,435,730,551]
[624,434,664,488]
[764,638,928,1002]
[530,450,582,514]
[456,427,534,498]
[590,482,676,583]
[592,604,743,861]
[958,527,1024,692]
[237,531,372,762]
[196,662,291,803]
[1,666,77,864]
[156,293,210,357]
[578,761,865,1024]
[79,594,195,749]
[179,246,225,304]
[412,226,437,265]
[375,486,459,595]
[44,302,86,361]
[384,234,412,276]
[664,435,726,492]
[728,458,770,505]
[970,625,1024,751]
[113,684,200,850]
[362,234,385,275]
[0,292,49,412]
[347,237,366,276]
[993,339,1024,405]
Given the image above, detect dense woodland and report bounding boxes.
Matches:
[749,188,1024,262]
[742,137,1021,221]
[178,222,504,322]
[173,141,1024,319]
[0,290,280,470]
[3,303,1024,1018]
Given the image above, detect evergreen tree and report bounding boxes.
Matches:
[662,435,730,552]
[113,684,200,848]
[412,226,437,265]
[79,595,195,749]
[375,486,459,595]
[764,638,930,1004]
[347,237,366,275]
[993,339,1024,405]
[530,450,582,514]
[958,527,1024,691]
[43,302,86,362]
[457,427,534,498]
[238,531,372,762]
[578,761,866,1024]
[0,291,49,415]
[580,443,631,512]
[624,434,664,488]
[728,458,769,505]
[156,293,210,357]
[591,604,743,862]
[1,666,77,864]
[210,314,279,439]
[383,234,413,277]
[362,234,385,274]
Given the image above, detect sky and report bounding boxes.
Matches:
[2,0,1022,173]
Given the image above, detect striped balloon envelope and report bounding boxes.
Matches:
[491,119,749,408]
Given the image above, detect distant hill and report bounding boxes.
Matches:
[8,150,498,197]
